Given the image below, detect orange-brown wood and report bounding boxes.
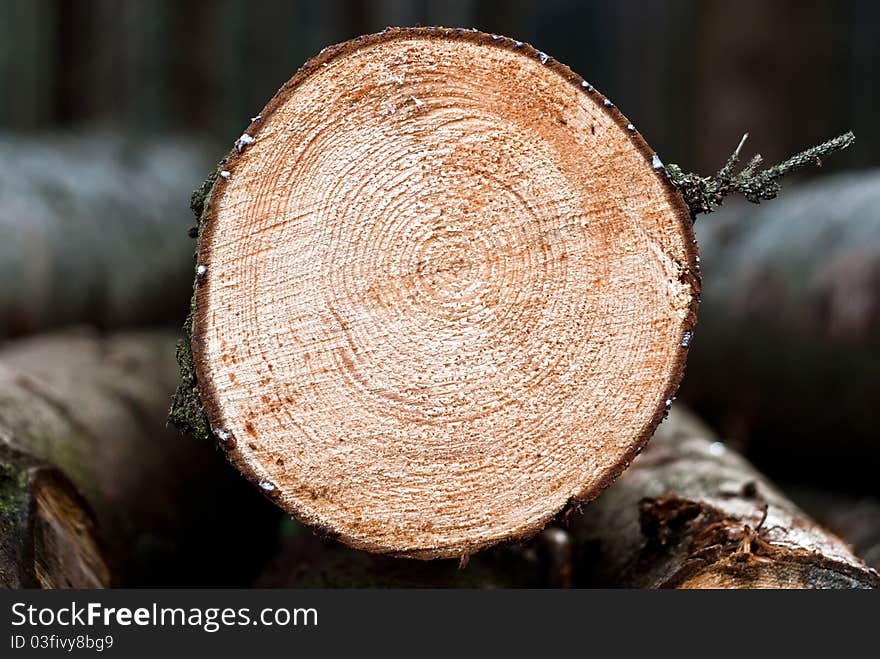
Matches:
[192,28,698,558]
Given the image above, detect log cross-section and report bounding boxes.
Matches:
[187,27,699,558]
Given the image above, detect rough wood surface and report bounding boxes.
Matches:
[0,443,110,588]
[181,27,699,558]
[570,405,880,588]
[786,488,880,571]
[0,132,212,337]
[0,330,279,586]
[680,170,880,486]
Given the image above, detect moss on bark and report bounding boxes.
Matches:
[169,165,223,443]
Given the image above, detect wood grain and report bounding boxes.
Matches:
[192,28,698,557]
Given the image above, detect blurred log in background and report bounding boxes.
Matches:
[0,330,280,586]
[683,172,880,491]
[0,134,212,337]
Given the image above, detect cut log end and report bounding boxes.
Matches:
[1,446,110,588]
[189,27,698,557]
[29,468,111,588]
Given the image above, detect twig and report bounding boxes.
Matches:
[665,131,855,218]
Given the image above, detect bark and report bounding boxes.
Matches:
[819,500,880,572]
[569,405,880,588]
[786,488,880,571]
[679,171,880,488]
[175,26,699,559]
[0,329,279,586]
[0,132,213,337]
[0,443,110,588]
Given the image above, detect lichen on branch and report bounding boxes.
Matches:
[667,131,855,217]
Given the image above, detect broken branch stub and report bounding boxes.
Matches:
[667,131,855,217]
[174,27,699,558]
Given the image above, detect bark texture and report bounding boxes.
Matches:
[787,488,880,571]
[0,443,110,588]
[680,171,880,487]
[570,405,879,588]
[0,132,213,337]
[176,26,699,558]
[0,329,279,586]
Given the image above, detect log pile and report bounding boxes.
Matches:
[255,405,879,588]
[1,29,877,589]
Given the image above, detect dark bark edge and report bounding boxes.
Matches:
[168,166,223,444]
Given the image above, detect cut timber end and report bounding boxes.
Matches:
[190,27,698,558]
[29,469,111,588]
[0,446,110,588]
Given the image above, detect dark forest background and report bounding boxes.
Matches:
[2,0,878,174]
